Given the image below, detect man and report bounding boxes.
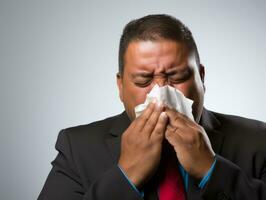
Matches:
[38,14,266,200]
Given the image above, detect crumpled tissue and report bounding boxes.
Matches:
[134,84,194,121]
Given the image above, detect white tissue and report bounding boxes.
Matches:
[134,84,194,121]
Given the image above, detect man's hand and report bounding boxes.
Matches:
[118,101,168,188]
[165,107,215,179]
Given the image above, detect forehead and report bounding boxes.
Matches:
[124,39,189,71]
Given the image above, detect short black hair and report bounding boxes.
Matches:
[118,14,200,75]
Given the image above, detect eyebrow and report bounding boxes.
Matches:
[165,67,189,75]
[131,66,190,79]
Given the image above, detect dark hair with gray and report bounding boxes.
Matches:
[118,14,200,76]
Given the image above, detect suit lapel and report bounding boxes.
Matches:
[105,111,131,162]
[200,108,225,154]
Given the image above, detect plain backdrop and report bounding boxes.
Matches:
[0,0,266,199]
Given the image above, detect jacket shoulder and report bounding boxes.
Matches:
[213,111,266,132]
[59,113,123,142]
[211,111,266,149]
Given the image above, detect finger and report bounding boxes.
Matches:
[142,102,164,136]
[136,100,156,130]
[150,112,168,141]
[165,107,189,128]
[166,124,200,146]
[165,126,183,147]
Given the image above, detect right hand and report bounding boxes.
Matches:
[118,101,168,188]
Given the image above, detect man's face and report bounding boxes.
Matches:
[117,39,205,122]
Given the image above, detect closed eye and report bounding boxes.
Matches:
[168,68,192,84]
[134,77,153,87]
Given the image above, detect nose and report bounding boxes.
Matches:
[154,75,167,87]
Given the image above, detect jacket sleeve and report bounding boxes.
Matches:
[201,155,266,200]
[37,130,143,200]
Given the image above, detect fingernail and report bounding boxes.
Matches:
[157,101,162,107]
[160,112,167,118]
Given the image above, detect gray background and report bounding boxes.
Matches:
[1,0,266,199]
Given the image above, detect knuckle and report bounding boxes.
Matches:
[186,129,203,145]
[153,127,163,136]
[139,114,148,122]
[146,118,156,128]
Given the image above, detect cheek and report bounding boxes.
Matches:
[174,83,193,98]
[124,83,151,106]
[173,79,200,101]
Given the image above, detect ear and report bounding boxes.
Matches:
[116,73,124,102]
[199,64,205,82]
[199,64,206,92]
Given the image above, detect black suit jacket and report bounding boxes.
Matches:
[38,109,266,200]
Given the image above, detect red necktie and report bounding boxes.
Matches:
[158,151,186,200]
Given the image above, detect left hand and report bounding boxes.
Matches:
[165,107,215,179]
